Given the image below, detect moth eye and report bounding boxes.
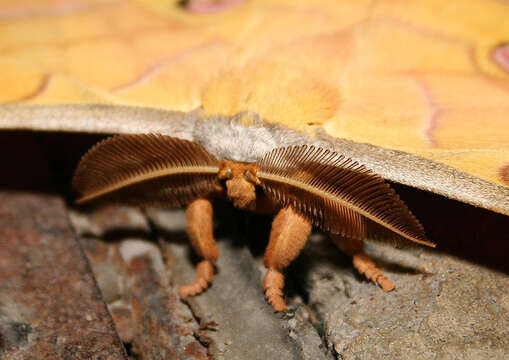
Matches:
[218,167,233,180]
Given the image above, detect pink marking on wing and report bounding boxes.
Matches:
[411,75,444,148]
[112,42,224,93]
[0,0,120,20]
[500,164,509,185]
[381,17,463,44]
[0,24,168,56]
[184,0,244,14]
[493,44,509,73]
[15,74,51,102]
[366,17,493,79]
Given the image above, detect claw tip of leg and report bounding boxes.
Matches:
[381,280,396,292]
[272,302,288,312]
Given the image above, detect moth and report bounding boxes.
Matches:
[1,0,508,311]
[73,132,434,311]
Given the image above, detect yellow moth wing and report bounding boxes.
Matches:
[0,0,508,206]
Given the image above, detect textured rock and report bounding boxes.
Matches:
[74,202,509,360]
[0,193,127,360]
[70,206,209,359]
[147,207,331,360]
[295,236,509,360]
[0,133,127,360]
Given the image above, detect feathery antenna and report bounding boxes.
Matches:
[73,134,220,208]
[257,145,433,247]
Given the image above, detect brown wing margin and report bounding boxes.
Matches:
[72,134,220,208]
[256,145,434,247]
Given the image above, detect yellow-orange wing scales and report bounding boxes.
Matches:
[257,145,433,247]
[73,134,220,208]
[0,0,508,216]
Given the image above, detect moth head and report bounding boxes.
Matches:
[218,160,260,210]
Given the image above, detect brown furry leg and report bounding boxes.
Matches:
[179,198,219,298]
[330,235,395,292]
[263,207,312,311]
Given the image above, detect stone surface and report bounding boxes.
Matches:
[0,133,127,359]
[4,196,508,359]
[148,206,331,360]
[0,193,127,360]
[69,201,509,360]
[294,236,509,360]
[70,206,209,359]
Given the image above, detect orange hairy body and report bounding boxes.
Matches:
[179,160,395,311]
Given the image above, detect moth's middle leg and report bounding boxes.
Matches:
[263,206,312,311]
[178,198,219,298]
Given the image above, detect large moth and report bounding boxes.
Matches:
[0,0,508,312]
[72,126,434,311]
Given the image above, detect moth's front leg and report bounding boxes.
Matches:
[330,235,395,292]
[263,206,312,311]
[178,198,219,298]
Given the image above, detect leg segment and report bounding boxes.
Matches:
[330,234,395,292]
[179,198,219,298]
[263,206,312,311]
